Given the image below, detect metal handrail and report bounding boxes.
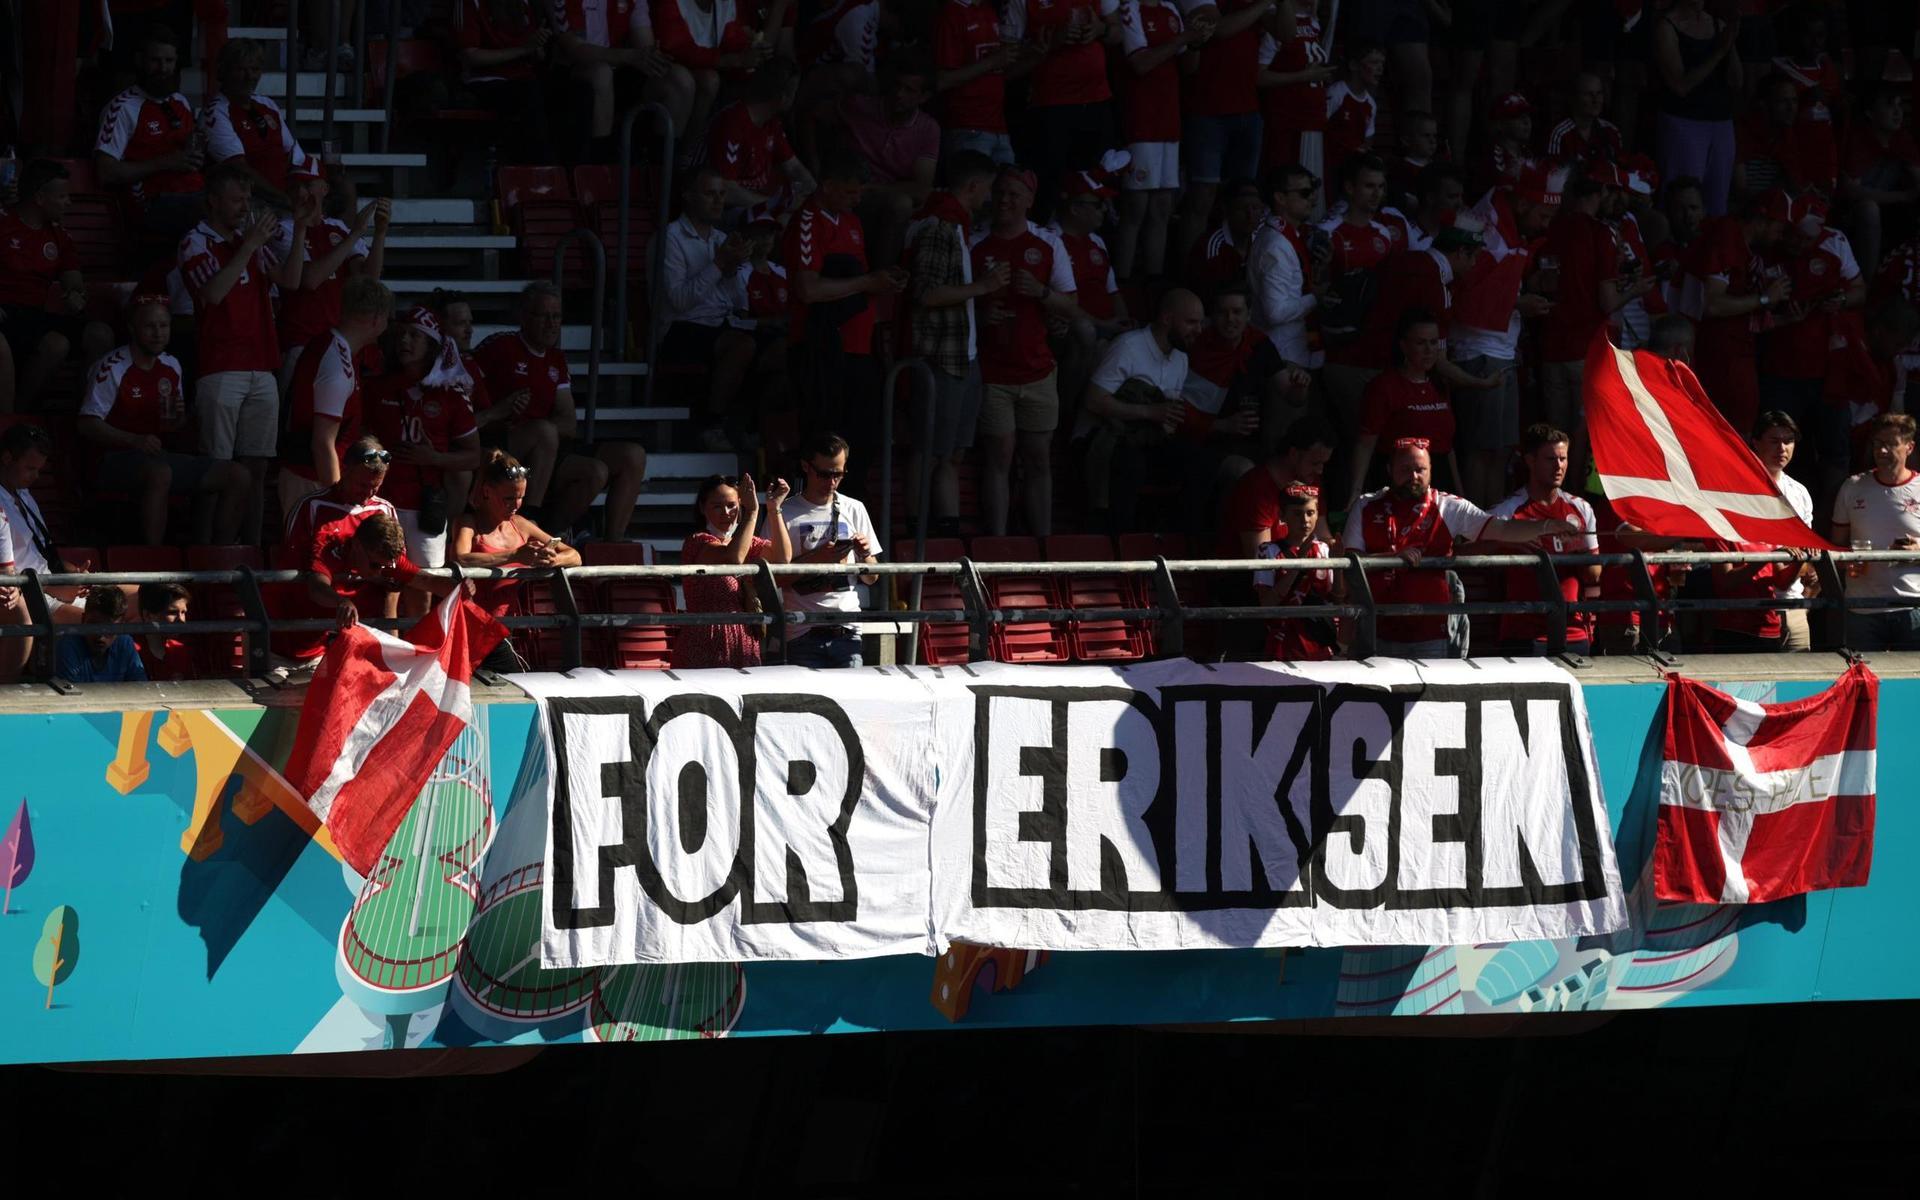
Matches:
[550,227,609,440]
[612,101,676,404]
[320,0,340,162]
[877,359,940,661]
[378,0,401,153]
[284,1,301,122]
[5,551,1917,670]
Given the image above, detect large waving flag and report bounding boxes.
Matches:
[1655,664,1878,904]
[1584,333,1835,548]
[284,586,507,875]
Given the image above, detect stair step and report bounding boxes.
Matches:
[390,199,481,225]
[340,152,427,168]
[570,362,648,377]
[384,234,517,250]
[576,406,686,421]
[182,69,351,100]
[292,107,387,124]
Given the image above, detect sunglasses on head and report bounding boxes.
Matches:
[497,464,530,479]
[350,449,392,466]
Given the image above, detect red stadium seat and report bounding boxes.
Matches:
[105,545,184,573]
[1116,531,1208,657]
[493,166,586,281]
[186,545,263,677]
[62,191,125,276]
[1045,534,1147,662]
[969,536,1067,664]
[572,165,658,279]
[581,542,675,669]
[53,545,101,573]
[895,538,970,665]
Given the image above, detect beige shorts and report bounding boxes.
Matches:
[980,370,1060,437]
[196,370,280,459]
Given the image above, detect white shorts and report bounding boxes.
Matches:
[396,507,447,567]
[195,370,280,459]
[1124,142,1180,192]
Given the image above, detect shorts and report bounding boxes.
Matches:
[1123,142,1180,192]
[0,306,86,363]
[195,369,280,459]
[396,506,448,567]
[1451,353,1520,451]
[944,128,1016,165]
[94,450,225,493]
[980,370,1060,436]
[1350,0,1430,46]
[1183,113,1264,186]
[927,362,983,457]
[1538,359,1587,434]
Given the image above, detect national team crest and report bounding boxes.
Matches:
[1024,247,1042,265]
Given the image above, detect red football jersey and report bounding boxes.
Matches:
[138,637,197,682]
[1324,82,1377,176]
[935,0,1008,133]
[1360,371,1455,454]
[286,331,363,482]
[277,529,421,660]
[1016,0,1111,107]
[744,262,790,318]
[1687,216,1762,356]
[1762,228,1862,381]
[364,374,480,509]
[782,201,876,353]
[178,220,282,373]
[1119,1,1185,143]
[1488,487,1599,645]
[651,0,749,66]
[459,0,542,82]
[970,223,1077,384]
[80,346,188,444]
[1538,208,1619,363]
[707,103,796,196]
[279,492,398,571]
[1056,230,1117,321]
[1342,487,1490,643]
[1543,117,1622,166]
[279,218,369,348]
[1259,14,1327,161]
[201,93,307,192]
[0,213,78,308]
[95,87,203,204]
[473,331,572,421]
[1219,461,1291,554]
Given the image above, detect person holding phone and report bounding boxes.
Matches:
[778,432,880,668]
[675,472,792,669]
[1831,413,1920,650]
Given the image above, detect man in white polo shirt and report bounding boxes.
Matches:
[1077,287,1204,532]
[658,168,756,451]
[1832,412,1920,650]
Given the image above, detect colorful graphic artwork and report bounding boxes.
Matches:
[0,675,1907,1067]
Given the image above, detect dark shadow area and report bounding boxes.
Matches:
[5,1002,1916,1192]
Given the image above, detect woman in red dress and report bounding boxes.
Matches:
[451,449,581,670]
[672,472,792,669]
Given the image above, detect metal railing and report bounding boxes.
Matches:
[379,0,401,152]
[612,102,676,405]
[878,359,939,661]
[551,228,609,440]
[4,549,1918,678]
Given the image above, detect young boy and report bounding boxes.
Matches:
[136,581,197,681]
[56,585,145,682]
[1253,482,1338,660]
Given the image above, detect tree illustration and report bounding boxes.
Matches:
[33,906,78,1009]
[2,800,31,915]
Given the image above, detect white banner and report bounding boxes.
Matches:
[516,659,1626,967]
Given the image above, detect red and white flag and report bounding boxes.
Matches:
[284,586,507,876]
[1583,333,1834,548]
[1655,664,1878,905]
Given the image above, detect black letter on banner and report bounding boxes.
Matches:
[627,695,746,923]
[547,695,645,930]
[1314,690,1403,909]
[739,694,864,924]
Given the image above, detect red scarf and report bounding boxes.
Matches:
[913,191,973,229]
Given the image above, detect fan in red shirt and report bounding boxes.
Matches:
[93,24,204,238]
[1840,86,1920,274]
[1257,3,1330,178]
[1253,484,1339,661]
[1542,74,1622,169]
[75,295,250,546]
[280,508,456,664]
[1350,222,1482,367]
[1759,195,1865,488]
[1684,188,1792,436]
[1053,160,1130,330]
[1179,279,1306,435]
[283,278,396,519]
[1217,417,1336,557]
[1006,0,1117,207]
[1478,92,1535,196]
[1346,308,1460,510]
[365,307,485,580]
[1174,0,1271,267]
[135,583,198,682]
[199,37,311,202]
[472,282,650,540]
[455,0,562,160]
[1317,153,1401,378]
[1323,44,1385,186]
[1735,75,1832,195]
[1340,439,1578,655]
[1481,424,1602,653]
[1182,180,1267,293]
[1114,0,1198,280]
[933,0,1020,155]
[277,164,390,381]
[0,160,114,412]
[707,62,810,207]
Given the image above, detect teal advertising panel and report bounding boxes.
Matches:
[0,674,1909,1065]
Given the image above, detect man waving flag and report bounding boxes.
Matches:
[284,584,506,875]
[1583,332,1834,548]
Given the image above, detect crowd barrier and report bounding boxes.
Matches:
[4,548,1918,676]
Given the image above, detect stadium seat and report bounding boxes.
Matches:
[572,165,659,279]
[53,545,102,573]
[105,545,184,573]
[581,542,674,669]
[895,538,970,665]
[1116,531,1206,657]
[186,545,264,677]
[1045,534,1147,662]
[63,190,125,276]
[495,166,587,282]
[969,536,1067,664]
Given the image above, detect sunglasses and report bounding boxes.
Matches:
[350,449,393,466]
[806,463,848,479]
[496,464,531,479]
[1286,186,1317,198]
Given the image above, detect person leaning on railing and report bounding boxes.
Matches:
[451,450,582,673]
[1252,483,1337,661]
[673,472,793,670]
[1831,412,1920,651]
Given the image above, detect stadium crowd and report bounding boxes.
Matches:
[1,0,1920,679]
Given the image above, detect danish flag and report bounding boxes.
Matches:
[1655,665,1878,904]
[284,586,506,875]
[1584,332,1834,548]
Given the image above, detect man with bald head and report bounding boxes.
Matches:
[1341,438,1579,658]
[1077,288,1206,532]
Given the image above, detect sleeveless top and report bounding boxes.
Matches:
[1662,16,1735,122]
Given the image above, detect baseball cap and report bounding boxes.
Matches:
[1492,92,1532,120]
[1754,188,1795,224]
[1516,163,1567,206]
